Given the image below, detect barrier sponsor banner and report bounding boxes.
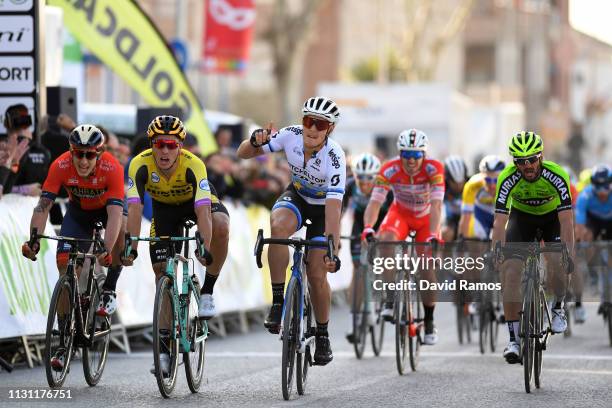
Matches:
[48,0,217,155]
[0,196,352,338]
[0,195,57,339]
[203,0,255,74]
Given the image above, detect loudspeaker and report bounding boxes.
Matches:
[46,86,77,121]
[136,107,184,136]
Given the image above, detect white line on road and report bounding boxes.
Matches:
[113,350,612,361]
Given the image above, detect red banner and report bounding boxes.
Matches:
[203,0,255,74]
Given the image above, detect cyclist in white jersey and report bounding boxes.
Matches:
[237,96,346,365]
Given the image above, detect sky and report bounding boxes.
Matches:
[569,0,612,45]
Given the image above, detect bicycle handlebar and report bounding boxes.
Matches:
[30,227,106,255]
[254,229,335,269]
[495,241,572,273]
[124,232,213,266]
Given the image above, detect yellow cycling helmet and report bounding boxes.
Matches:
[147,115,186,141]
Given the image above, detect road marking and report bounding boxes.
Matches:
[114,350,612,361]
[547,368,612,376]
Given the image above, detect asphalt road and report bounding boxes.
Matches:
[1,302,611,407]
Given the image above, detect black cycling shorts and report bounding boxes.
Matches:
[149,184,228,264]
[272,185,326,241]
[586,212,612,240]
[505,208,561,243]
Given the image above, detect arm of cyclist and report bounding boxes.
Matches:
[236,122,273,159]
[574,190,590,241]
[98,164,126,267]
[98,204,122,267]
[491,213,509,262]
[458,211,471,238]
[123,158,147,266]
[22,196,54,260]
[558,209,575,263]
[362,199,382,241]
[324,198,342,272]
[123,201,143,266]
[428,199,443,240]
[194,204,213,266]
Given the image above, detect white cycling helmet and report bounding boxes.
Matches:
[69,124,104,149]
[479,155,505,173]
[444,155,468,183]
[353,153,381,176]
[397,129,428,151]
[302,96,340,123]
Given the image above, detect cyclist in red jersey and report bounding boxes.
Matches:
[22,125,126,322]
[362,129,445,345]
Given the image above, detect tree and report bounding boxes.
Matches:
[261,0,327,124]
[398,0,474,81]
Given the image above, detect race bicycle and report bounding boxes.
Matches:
[124,220,211,398]
[30,224,111,389]
[496,238,571,393]
[367,232,429,375]
[340,235,385,360]
[254,230,335,400]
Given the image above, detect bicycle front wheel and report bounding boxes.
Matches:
[371,299,385,356]
[352,266,367,359]
[45,275,76,389]
[394,271,409,375]
[534,287,545,389]
[408,283,422,372]
[153,276,180,398]
[282,278,300,400]
[522,278,536,394]
[184,283,206,393]
[479,302,490,355]
[296,293,313,395]
[83,279,111,386]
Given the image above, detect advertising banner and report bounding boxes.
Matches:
[48,0,217,155]
[203,0,255,74]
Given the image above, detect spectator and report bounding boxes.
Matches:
[183,133,202,158]
[40,113,74,162]
[1,104,48,197]
[215,127,236,157]
[117,139,131,168]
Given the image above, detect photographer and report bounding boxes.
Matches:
[0,104,41,198]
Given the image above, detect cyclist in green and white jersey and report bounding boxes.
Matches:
[492,131,575,364]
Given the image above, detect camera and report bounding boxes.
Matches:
[3,104,33,131]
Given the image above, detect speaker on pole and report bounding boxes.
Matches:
[46,86,78,121]
[136,108,184,136]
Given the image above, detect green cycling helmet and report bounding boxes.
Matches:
[508,131,543,158]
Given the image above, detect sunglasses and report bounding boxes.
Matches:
[514,155,540,166]
[72,150,98,160]
[400,150,424,160]
[485,176,498,185]
[16,135,31,144]
[302,116,332,131]
[152,139,180,150]
[593,183,611,192]
[356,174,376,181]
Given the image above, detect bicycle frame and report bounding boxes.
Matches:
[35,230,111,348]
[125,234,208,354]
[280,247,315,354]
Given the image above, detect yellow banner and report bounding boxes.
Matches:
[48,0,217,155]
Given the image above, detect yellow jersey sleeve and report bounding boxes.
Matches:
[126,152,149,205]
[461,174,485,213]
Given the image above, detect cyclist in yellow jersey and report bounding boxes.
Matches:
[123,116,230,328]
[458,155,506,239]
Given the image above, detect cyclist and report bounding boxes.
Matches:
[492,131,575,364]
[442,155,469,242]
[123,116,227,374]
[342,153,393,343]
[459,155,505,240]
[575,164,612,320]
[236,96,344,366]
[21,125,126,371]
[362,129,445,345]
[457,155,506,322]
